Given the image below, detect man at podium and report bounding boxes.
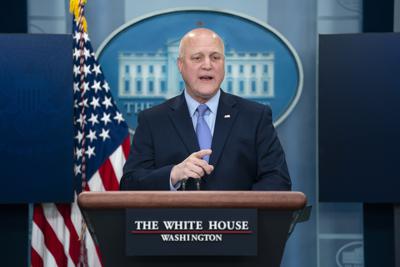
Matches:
[120,28,291,191]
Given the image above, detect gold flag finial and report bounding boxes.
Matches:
[69,0,88,33]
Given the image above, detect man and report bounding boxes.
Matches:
[120,28,291,191]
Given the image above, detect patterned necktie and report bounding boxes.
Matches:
[196,104,212,162]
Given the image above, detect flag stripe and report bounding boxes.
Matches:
[98,158,119,190]
[33,205,68,267]
[31,222,59,267]
[56,204,80,265]
[42,204,76,267]
[122,136,130,159]
[69,200,82,238]
[85,228,103,267]
[31,242,44,267]
[109,143,128,183]
[88,171,106,191]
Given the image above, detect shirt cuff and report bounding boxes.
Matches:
[169,176,181,191]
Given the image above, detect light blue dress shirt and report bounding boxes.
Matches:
[170,89,221,190]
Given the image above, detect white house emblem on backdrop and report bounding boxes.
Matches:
[97,9,303,132]
[118,39,275,114]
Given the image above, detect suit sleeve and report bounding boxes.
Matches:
[120,111,173,190]
[252,106,292,191]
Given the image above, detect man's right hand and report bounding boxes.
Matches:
[170,149,214,186]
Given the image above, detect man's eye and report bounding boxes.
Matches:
[211,54,222,61]
[192,56,201,61]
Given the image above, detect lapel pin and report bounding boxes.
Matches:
[224,114,231,118]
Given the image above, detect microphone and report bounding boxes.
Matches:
[181,179,187,191]
[195,179,200,190]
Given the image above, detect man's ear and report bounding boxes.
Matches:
[177,57,183,73]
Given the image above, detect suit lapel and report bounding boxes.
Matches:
[209,91,238,166]
[167,94,199,154]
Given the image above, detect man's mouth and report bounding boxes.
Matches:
[199,75,214,81]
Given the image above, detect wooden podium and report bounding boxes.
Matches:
[78,191,307,267]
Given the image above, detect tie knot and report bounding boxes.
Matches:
[197,104,209,117]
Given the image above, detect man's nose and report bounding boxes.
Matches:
[201,57,212,69]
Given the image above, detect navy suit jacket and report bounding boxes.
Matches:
[120,90,291,191]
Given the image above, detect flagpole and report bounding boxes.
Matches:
[76,0,88,265]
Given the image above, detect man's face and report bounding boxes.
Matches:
[178,31,225,103]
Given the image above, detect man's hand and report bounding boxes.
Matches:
[170,149,214,186]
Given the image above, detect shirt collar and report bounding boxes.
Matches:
[184,89,221,117]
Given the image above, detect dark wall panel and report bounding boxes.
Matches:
[0,1,27,33]
[363,0,394,32]
[319,33,400,202]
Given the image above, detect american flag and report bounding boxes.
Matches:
[30,0,130,266]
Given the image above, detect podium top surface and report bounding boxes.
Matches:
[78,191,306,210]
